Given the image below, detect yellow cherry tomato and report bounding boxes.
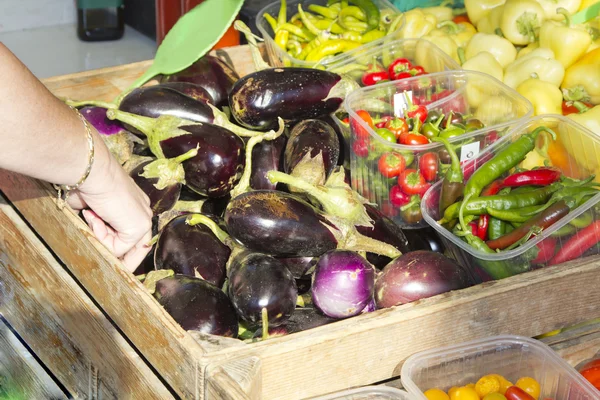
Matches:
[483,394,508,400]
[449,386,480,400]
[476,375,501,398]
[489,374,514,395]
[466,383,476,390]
[448,387,460,398]
[425,388,451,400]
[516,377,541,400]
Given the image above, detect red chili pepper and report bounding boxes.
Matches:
[385,117,409,140]
[549,220,600,266]
[500,167,562,188]
[400,133,429,145]
[362,70,389,86]
[388,58,412,80]
[351,110,374,140]
[562,100,594,115]
[411,65,426,75]
[481,179,502,196]
[393,71,412,80]
[477,214,489,240]
[389,185,410,207]
[418,152,439,182]
[407,104,428,124]
[375,115,393,128]
[352,139,369,158]
[532,237,557,264]
[431,89,453,102]
[378,151,406,178]
[398,169,430,196]
[468,221,479,236]
[342,117,349,124]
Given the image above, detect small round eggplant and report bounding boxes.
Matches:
[157,82,213,104]
[229,68,356,131]
[80,106,134,165]
[276,256,317,278]
[160,54,239,108]
[228,252,298,327]
[284,119,340,184]
[311,250,376,319]
[154,214,230,287]
[252,307,336,338]
[374,251,474,309]
[153,275,238,337]
[250,135,286,190]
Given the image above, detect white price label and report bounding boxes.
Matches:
[459,142,481,163]
[393,91,413,117]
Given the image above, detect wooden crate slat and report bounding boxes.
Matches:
[0,195,174,399]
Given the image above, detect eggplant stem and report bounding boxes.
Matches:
[230,117,286,198]
[261,307,270,341]
[324,216,401,258]
[63,99,117,109]
[234,20,271,71]
[171,199,206,213]
[185,213,233,248]
[208,104,270,138]
[142,269,174,294]
[147,234,159,247]
[141,146,199,189]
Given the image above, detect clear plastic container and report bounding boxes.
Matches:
[256,0,404,68]
[312,386,413,399]
[325,38,461,87]
[421,115,600,282]
[401,335,600,399]
[344,70,533,228]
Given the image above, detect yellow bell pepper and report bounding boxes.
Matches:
[464,0,506,26]
[562,47,600,104]
[536,0,582,20]
[477,4,505,34]
[580,0,600,10]
[539,8,592,68]
[500,0,545,45]
[504,48,565,88]
[474,95,521,125]
[566,101,600,136]
[461,51,504,82]
[517,42,540,58]
[586,17,600,52]
[421,35,460,63]
[465,32,517,68]
[516,78,563,115]
[428,21,477,48]
[421,6,454,22]
[561,104,600,180]
[397,9,437,39]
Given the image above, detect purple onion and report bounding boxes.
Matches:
[311,250,375,319]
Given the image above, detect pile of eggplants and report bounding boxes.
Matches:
[68,49,472,342]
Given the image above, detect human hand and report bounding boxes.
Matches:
[67,135,153,272]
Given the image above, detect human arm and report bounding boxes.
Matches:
[0,42,152,271]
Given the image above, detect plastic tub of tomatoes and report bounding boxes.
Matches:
[400,335,599,400]
[421,115,600,282]
[326,37,460,87]
[313,386,413,399]
[344,70,533,228]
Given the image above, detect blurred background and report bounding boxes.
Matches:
[0,0,271,79]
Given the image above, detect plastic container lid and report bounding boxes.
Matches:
[312,386,413,399]
[401,335,600,399]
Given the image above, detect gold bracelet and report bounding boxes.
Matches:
[54,105,95,209]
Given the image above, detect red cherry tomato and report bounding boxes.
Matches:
[351,110,374,140]
[418,152,439,182]
[378,152,407,178]
[398,169,430,196]
[579,358,600,390]
[505,386,535,400]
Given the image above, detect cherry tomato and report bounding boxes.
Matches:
[505,386,535,400]
[352,139,369,158]
[351,110,374,140]
[378,152,407,178]
[483,394,508,400]
[389,184,410,207]
[579,358,600,390]
[385,117,409,140]
[476,375,501,398]
[398,169,430,196]
[400,133,430,145]
[449,386,479,400]
[424,388,450,400]
[407,104,428,124]
[448,387,460,398]
[515,377,540,400]
[419,152,439,182]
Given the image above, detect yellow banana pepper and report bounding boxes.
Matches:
[428,21,477,48]
[461,51,504,82]
[504,48,565,88]
[536,0,582,20]
[477,4,505,34]
[465,32,517,68]
[397,9,437,39]
[562,47,600,104]
[421,35,460,63]
[539,8,592,68]
[422,6,454,22]
[500,0,545,45]
[516,78,563,115]
[517,42,540,58]
[464,0,506,26]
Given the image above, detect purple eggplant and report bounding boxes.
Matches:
[250,135,286,190]
[129,148,198,215]
[106,109,245,198]
[153,275,238,337]
[319,114,348,167]
[157,82,214,104]
[80,106,135,165]
[154,214,230,287]
[229,68,358,131]
[311,250,376,319]
[224,190,401,258]
[228,252,298,328]
[252,307,336,338]
[284,119,340,185]
[276,256,317,278]
[357,205,411,269]
[160,54,239,108]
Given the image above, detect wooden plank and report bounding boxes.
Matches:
[0,318,66,400]
[541,322,600,367]
[202,256,600,400]
[0,172,205,399]
[0,195,174,399]
[206,357,262,400]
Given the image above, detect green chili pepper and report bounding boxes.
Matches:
[440,125,466,139]
[488,217,505,240]
[308,4,339,19]
[339,17,369,33]
[486,204,544,222]
[432,137,465,216]
[278,0,287,27]
[297,5,322,36]
[263,12,278,32]
[348,0,381,31]
[277,23,309,40]
[305,39,362,61]
[551,223,577,237]
[329,63,368,74]
[458,126,557,232]
[441,183,560,223]
[339,5,367,21]
[360,29,386,43]
[312,19,345,34]
[286,40,303,57]
[569,210,594,228]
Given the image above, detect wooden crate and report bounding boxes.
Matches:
[1,44,599,400]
